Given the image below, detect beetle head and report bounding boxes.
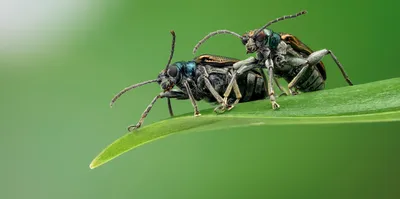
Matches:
[241,30,268,54]
[157,63,181,91]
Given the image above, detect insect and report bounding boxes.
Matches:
[110,30,268,132]
[193,10,354,109]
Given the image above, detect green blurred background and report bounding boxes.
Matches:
[1,0,399,198]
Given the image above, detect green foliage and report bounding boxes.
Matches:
[90,78,400,169]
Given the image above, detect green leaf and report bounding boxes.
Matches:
[89,78,400,169]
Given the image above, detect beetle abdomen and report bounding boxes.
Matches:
[296,66,325,92]
[236,70,268,102]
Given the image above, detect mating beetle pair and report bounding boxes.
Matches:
[111,10,354,131]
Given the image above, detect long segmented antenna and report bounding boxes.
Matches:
[253,10,308,37]
[165,30,176,116]
[165,30,176,71]
[193,30,242,54]
[110,79,160,107]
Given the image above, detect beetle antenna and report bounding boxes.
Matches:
[254,10,307,37]
[193,30,242,54]
[164,30,176,116]
[110,79,160,107]
[165,30,176,71]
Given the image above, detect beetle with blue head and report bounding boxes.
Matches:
[110,31,269,132]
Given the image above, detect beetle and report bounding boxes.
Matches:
[110,30,269,132]
[193,10,353,109]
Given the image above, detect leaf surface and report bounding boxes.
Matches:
[90,78,400,169]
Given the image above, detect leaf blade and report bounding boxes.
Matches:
[90,78,400,169]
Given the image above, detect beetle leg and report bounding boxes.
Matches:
[197,66,225,104]
[222,72,237,105]
[167,98,173,117]
[288,63,310,93]
[160,90,189,100]
[288,87,299,96]
[204,78,225,103]
[223,63,258,103]
[127,94,161,132]
[162,90,189,117]
[222,79,242,112]
[233,56,257,70]
[184,81,201,116]
[215,71,242,113]
[308,49,353,86]
[222,57,256,104]
[265,59,280,109]
[127,91,192,132]
[197,65,230,114]
[230,80,242,108]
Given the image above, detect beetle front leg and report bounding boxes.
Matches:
[265,59,280,110]
[184,81,201,116]
[127,91,192,132]
[233,56,257,70]
[127,94,161,132]
[160,90,189,100]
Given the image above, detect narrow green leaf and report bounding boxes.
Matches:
[90,78,400,169]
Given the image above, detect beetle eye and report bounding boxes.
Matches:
[241,37,249,45]
[255,32,266,42]
[167,66,178,77]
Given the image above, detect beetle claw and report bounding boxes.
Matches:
[271,101,280,110]
[127,124,140,132]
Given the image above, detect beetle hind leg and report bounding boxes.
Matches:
[288,63,310,93]
[327,50,353,86]
[308,49,353,86]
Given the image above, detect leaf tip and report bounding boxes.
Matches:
[89,159,101,169]
[89,162,96,169]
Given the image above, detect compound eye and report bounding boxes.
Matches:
[255,32,266,42]
[167,66,178,77]
[241,37,249,45]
